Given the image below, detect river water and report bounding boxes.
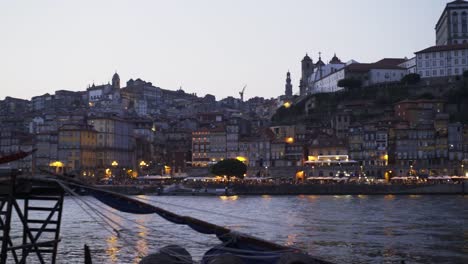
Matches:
[8,195,468,264]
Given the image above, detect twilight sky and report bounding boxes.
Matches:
[0,0,449,101]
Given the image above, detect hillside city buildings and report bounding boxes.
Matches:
[1,0,468,181]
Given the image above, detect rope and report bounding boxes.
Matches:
[59,181,204,263]
[62,181,283,227]
[62,185,117,236]
[56,180,304,262]
[86,194,296,258]
[135,196,285,227]
[84,196,219,248]
[58,182,152,260]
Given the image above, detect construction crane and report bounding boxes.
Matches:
[239,85,247,102]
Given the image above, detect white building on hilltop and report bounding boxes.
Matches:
[309,58,410,94]
[436,0,468,46]
[307,54,346,86]
[415,43,468,78]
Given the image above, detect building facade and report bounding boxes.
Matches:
[58,123,97,177]
[309,58,408,94]
[88,116,136,175]
[415,43,468,78]
[436,0,468,46]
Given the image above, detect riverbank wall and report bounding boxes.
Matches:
[95,182,467,196]
[231,183,466,195]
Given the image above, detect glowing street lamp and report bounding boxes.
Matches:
[236,156,247,163]
[111,161,119,179]
[383,154,388,166]
[49,161,64,174]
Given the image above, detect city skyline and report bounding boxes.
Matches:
[1,0,449,100]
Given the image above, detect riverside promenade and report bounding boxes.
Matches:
[96,182,468,196]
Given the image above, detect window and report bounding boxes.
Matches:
[455,58,459,65]
[440,69,445,75]
[463,12,467,33]
[453,12,459,33]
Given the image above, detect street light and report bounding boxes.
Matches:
[139,160,148,176]
[111,161,119,180]
[49,161,64,174]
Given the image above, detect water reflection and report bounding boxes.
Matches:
[285,233,298,246]
[33,195,467,264]
[106,235,119,263]
[136,217,149,259]
[219,195,239,201]
[383,226,394,237]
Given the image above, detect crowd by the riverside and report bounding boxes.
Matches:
[95,175,467,187]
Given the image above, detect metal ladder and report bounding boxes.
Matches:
[0,172,64,264]
[21,191,64,264]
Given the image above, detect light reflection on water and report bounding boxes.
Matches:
[12,195,468,264]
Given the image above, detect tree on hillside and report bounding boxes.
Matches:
[337,78,362,89]
[463,70,468,79]
[210,159,247,179]
[400,73,421,85]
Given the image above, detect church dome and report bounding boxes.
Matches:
[302,53,312,62]
[112,72,120,81]
[316,58,325,67]
[329,53,342,64]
